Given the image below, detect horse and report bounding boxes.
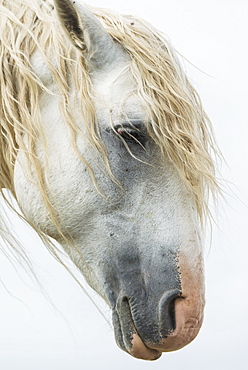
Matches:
[0,0,218,361]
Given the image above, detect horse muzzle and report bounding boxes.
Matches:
[98,241,204,360]
[112,287,203,360]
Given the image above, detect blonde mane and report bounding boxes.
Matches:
[0,0,219,251]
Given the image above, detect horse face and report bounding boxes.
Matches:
[85,66,205,359]
[14,0,205,360]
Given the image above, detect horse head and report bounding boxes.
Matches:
[11,0,211,360]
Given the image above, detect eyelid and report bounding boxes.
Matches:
[115,120,146,134]
[115,123,146,144]
[116,125,139,136]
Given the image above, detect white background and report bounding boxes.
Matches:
[1,0,248,369]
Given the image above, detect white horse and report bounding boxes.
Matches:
[0,0,218,360]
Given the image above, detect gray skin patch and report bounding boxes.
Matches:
[102,244,182,350]
[94,118,183,350]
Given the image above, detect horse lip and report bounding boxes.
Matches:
[111,289,200,359]
[112,304,201,359]
[112,305,162,361]
[112,290,181,360]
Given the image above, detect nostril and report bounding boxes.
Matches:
[159,289,181,337]
[167,297,176,331]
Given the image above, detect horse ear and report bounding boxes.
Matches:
[54,0,117,70]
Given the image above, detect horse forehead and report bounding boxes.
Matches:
[92,64,132,95]
[92,69,146,121]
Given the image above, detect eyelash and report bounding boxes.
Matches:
[115,125,146,144]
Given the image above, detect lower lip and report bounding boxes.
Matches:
[130,333,162,361]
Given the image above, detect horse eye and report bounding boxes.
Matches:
[115,126,145,144]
